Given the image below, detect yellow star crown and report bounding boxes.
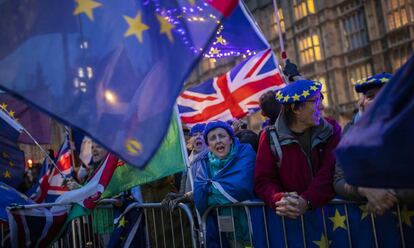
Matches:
[73,0,102,21]
[124,12,150,43]
[276,93,284,101]
[302,90,310,98]
[292,94,301,101]
[310,85,318,91]
[283,95,290,102]
[156,14,175,42]
[380,77,389,83]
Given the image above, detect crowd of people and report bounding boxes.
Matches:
[15,63,413,247]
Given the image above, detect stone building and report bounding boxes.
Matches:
[186,0,414,127]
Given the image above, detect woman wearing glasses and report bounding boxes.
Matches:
[254,79,341,218]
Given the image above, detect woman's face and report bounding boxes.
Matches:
[297,92,325,127]
[207,128,233,159]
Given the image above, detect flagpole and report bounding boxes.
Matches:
[174,105,191,186]
[272,0,287,63]
[0,108,66,179]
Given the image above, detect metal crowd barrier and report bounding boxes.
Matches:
[200,200,414,248]
[50,201,199,248]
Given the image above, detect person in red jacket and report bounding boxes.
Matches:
[254,79,341,218]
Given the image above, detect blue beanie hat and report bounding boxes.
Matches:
[203,121,235,144]
[276,79,322,104]
[354,72,392,93]
[189,123,206,136]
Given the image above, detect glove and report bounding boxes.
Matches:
[83,192,102,209]
[161,193,183,211]
[283,59,301,82]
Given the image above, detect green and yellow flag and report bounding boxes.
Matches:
[102,113,186,198]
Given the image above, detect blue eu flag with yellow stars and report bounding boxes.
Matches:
[0,110,25,188]
[0,0,265,168]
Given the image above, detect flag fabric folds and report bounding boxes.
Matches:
[54,153,120,209]
[0,0,244,169]
[107,201,146,248]
[178,49,285,125]
[7,205,69,248]
[0,182,32,221]
[336,55,414,188]
[0,93,51,144]
[0,110,25,188]
[249,202,414,248]
[27,137,73,203]
[102,112,186,198]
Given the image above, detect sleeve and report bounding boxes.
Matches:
[300,120,341,208]
[333,160,364,200]
[254,131,285,209]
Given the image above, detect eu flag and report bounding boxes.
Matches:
[0,0,254,168]
[0,182,31,221]
[336,55,414,187]
[0,110,25,188]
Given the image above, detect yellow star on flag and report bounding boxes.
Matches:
[313,234,332,248]
[156,14,175,42]
[118,216,127,228]
[216,35,226,45]
[8,110,15,118]
[210,47,220,55]
[310,86,318,91]
[302,90,310,98]
[400,205,414,227]
[188,0,195,6]
[3,170,11,179]
[0,102,7,110]
[124,12,150,43]
[283,95,290,102]
[9,161,15,167]
[73,0,102,21]
[329,209,347,231]
[292,94,300,101]
[359,205,370,220]
[2,152,9,159]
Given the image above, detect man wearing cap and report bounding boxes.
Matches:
[255,79,341,218]
[334,73,414,215]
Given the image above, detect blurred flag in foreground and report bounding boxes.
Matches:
[0,0,251,169]
[336,55,414,188]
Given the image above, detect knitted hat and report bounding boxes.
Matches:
[276,79,322,104]
[189,123,206,136]
[203,121,235,144]
[354,72,392,93]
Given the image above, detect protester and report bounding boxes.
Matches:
[231,119,259,152]
[334,73,414,214]
[255,79,341,218]
[67,141,108,190]
[162,123,208,209]
[259,90,282,127]
[193,120,256,246]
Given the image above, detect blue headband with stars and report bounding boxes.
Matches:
[276,79,322,104]
[354,73,392,93]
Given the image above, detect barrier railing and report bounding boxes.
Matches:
[200,199,414,248]
[5,199,414,247]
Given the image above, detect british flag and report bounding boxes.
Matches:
[178,49,285,125]
[29,137,72,203]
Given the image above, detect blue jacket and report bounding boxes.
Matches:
[193,141,256,214]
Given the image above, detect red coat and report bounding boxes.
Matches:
[254,117,341,209]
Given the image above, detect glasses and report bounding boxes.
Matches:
[305,93,324,105]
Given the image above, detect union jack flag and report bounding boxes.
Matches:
[178,49,285,125]
[29,137,72,203]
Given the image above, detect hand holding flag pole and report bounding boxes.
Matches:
[0,107,66,180]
